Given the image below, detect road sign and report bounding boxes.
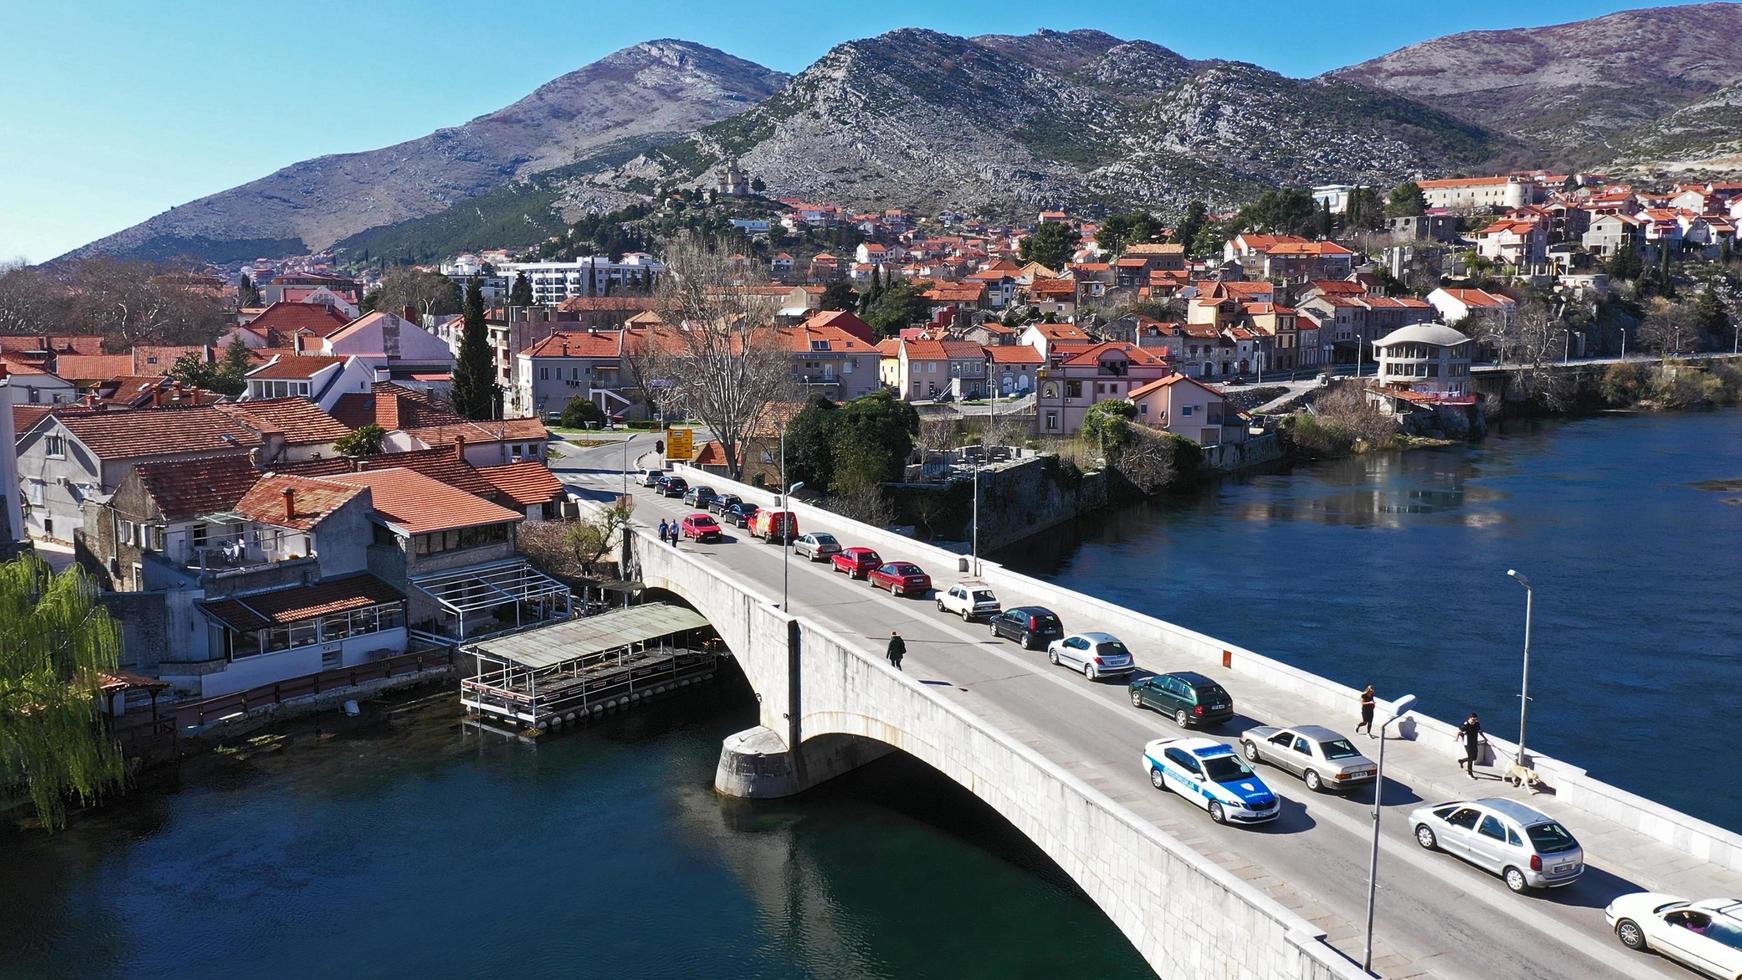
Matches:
[665,427,694,461]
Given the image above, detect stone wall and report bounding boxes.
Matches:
[885,455,1109,552]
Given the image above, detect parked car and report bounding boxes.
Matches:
[680,513,722,543]
[1408,797,1584,893]
[1606,893,1742,975]
[682,485,718,508]
[831,547,881,578]
[793,532,842,561]
[655,475,688,498]
[724,502,759,529]
[987,446,1012,463]
[936,583,1000,621]
[709,493,742,516]
[869,562,931,597]
[1046,631,1136,680]
[989,606,1063,649]
[1142,737,1279,825]
[749,508,798,544]
[638,468,663,487]
[1129,671,1234,729]
[1239,725,1376,793]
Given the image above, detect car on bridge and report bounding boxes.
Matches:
[869,562,931,597]
[680,513,723,543]
[638,468,664,487]
[936,582,1000,621]
[656,475,688,498]
[749,509,798,544]
[989,606,1063,649]
[793,532,842,561]
[1142,737,1279,825]
[1606,893,1742,976]
[1128,671,1234,729]
[723,502,759,529]
[708,493,742,516]
[1408,798,1584,893]
[1238,725,1376,793]
[682,485,719,509]
[831,547,881,579]
[1046,631,1136,681]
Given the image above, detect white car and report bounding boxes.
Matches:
[1141,736,1280,825]
[1606,893,1742,978]
[936,582,1001,621]
[1047,631,1135,680]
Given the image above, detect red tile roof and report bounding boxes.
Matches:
[475,462,567,508]
[1059,341,1170,367]
[246,354,350,380]
[330,381,454,431]
[202,573,403,630]
[986,344,1044,364]
[216,398,352,446]
[132,452,261,520]
[797,309,875,344]
[243,302,351,340]
[521,329,623,358]
[57,405,264,460]
[1129,374,1226,400]
[52,354,134,381]
[235,474,367,530]
[279,446,502,501]
[0,335,105,355]
[133,346,210,375]
[315,468,522,534]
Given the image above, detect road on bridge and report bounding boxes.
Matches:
[554,435,1725,980]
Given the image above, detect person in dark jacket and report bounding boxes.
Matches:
[886,630,906,671]
[1356,685,1377,737]
[1456,712,1483,777]
[657,520,669,544]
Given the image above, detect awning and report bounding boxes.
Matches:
[466,603,707,670]
[201,574,405,631]
[409,558,569,617]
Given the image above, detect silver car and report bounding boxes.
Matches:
[1408,797,1584,893]
[1046,631,1135,680]
[792,532,842,561]
[1239,725,1376,793]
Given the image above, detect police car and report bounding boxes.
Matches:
[1142,737,1281,825]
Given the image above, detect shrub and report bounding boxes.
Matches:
[1599,362,1650,404]
[559,397,606,429]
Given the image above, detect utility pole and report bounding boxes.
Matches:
[1364,693,1417,975]
[1507,569,1534,767]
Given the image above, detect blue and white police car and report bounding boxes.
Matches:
[1142,737,1280,825]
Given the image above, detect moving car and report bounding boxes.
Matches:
[1239,725,1376,793]
[655,476,688,499]
[989,606,1063,649]
[793,532,842,561]
[709,493,742,516]
[723,502,759,529]
[1046,631,1136,680]
[831,547,881,579]
[936,583,1000,621]
[749,509,798,544]
[1141,737,1279,825]
[638,469,663,487]
[1605,894,1742,977]
[679,513,722,543]
[1128,671,1234,729]
[682,485,718,509]
[869,562,930,597]
[1408,797,1584,893]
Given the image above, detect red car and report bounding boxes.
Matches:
[830,547,882,579]
[680,513,722,542]
[869,562,930,597]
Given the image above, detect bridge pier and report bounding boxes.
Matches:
[714,727,891,799]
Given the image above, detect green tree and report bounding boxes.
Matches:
[830,390,919,494]
[237,273,261,307]
[363,266,462,317]
[784,393,842,491]
[559,397,606,429]
[1191,217,1231,260]
[0,555,126,830]
[861,278,927,339]
[751,177,766,194]
[1605,247,1644,282]
[818,280,857,312]
[1238,187,1318,236]
[1693,285,1731,349]
[450,278,501,421]
[1344,186,1385,231]
[1019,222,1081,270]
[1081,399,1137,454]
[1171,200,1209,255]
[508,272,534,307]
[1097,211,1158,257]
[1384,180,1427,218]
[334,424,387,457]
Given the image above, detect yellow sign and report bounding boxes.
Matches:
[665,427,694,461]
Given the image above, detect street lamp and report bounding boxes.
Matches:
[1363,692,1417,975]
[1507,569,1534,768]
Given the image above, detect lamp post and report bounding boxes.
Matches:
[779,422,805,612]
[1507,569,1534,767]
[1364,692,1417,975]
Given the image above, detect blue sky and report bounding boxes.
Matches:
[0,0,1694,263]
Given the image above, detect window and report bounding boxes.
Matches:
[1477,816,1507,841]
[44,434,67,458]
[1065,380,1082,399]
[1291,736,1312,755]
[27,480,44,505]
[1044,410,1059,431]
[1181,405,1194,417]
[1445,808,1481,830]
[540,367,548,381]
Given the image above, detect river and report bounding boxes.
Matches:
[998,407,1742,830]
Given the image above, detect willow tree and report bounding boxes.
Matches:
[0,555,125,830]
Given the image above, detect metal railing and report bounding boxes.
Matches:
[173,648,457,729]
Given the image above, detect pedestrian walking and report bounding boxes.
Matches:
[1356,685,1376,737]
[669,523,679,548]
[1455,712,1483,778]
[886,630,906,671]
[657,519,669,544]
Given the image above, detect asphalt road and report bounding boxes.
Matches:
[554,435,1701,980]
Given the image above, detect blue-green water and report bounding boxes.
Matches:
[0,674,1154,980]
[1000,408,1742,829]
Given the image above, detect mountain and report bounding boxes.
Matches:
[1326,3,1742,167]
[562,29,1499,219]
[1609,82,1742,173]
[62,41,787,264]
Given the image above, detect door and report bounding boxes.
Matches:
[998,611,1020,640]
[1652,913,1725,976]
[1469,814,1512,874]
[1163,748,1208,809]
[1266,731,1296,772]
[1286,734,1316,777]
[1439,807,1482,858]
[1059,636,1087,669]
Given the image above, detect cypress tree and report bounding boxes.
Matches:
[508,272,534,307]
[450,278,500,420]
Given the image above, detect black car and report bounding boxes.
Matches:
[656,476,688,498]
[724,502,760,528]
[709,493,743,516]
[987,446,1012,462]
[1129,671,1235,729]
[683,485,718,508]
[989,606,1064,649]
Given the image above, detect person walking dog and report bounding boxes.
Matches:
[1456,712,1484,777]
[1356,685,1377,737]
[886,630,906,671]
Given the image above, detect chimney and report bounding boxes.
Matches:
[453,434,466,461]
[248,446,263,470]
[281,486,296,521]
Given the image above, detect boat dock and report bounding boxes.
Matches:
[460,603,721,731]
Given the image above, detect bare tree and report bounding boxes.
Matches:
[0,259,72,335]
[59,257,225,348]
[646,234,795,482]
[826,484,895,527]
[516,503,631,583]
[1502,296,1577,410]
[919,417,957,453]
[1639,297,1696,363]
[369,266,461,318]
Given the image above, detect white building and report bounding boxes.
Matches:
[1311,184,1360,214]
[0,367,23,554]
[1372,323,1474,399]
[1417,176,1539,212]
[497,257,665,305]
